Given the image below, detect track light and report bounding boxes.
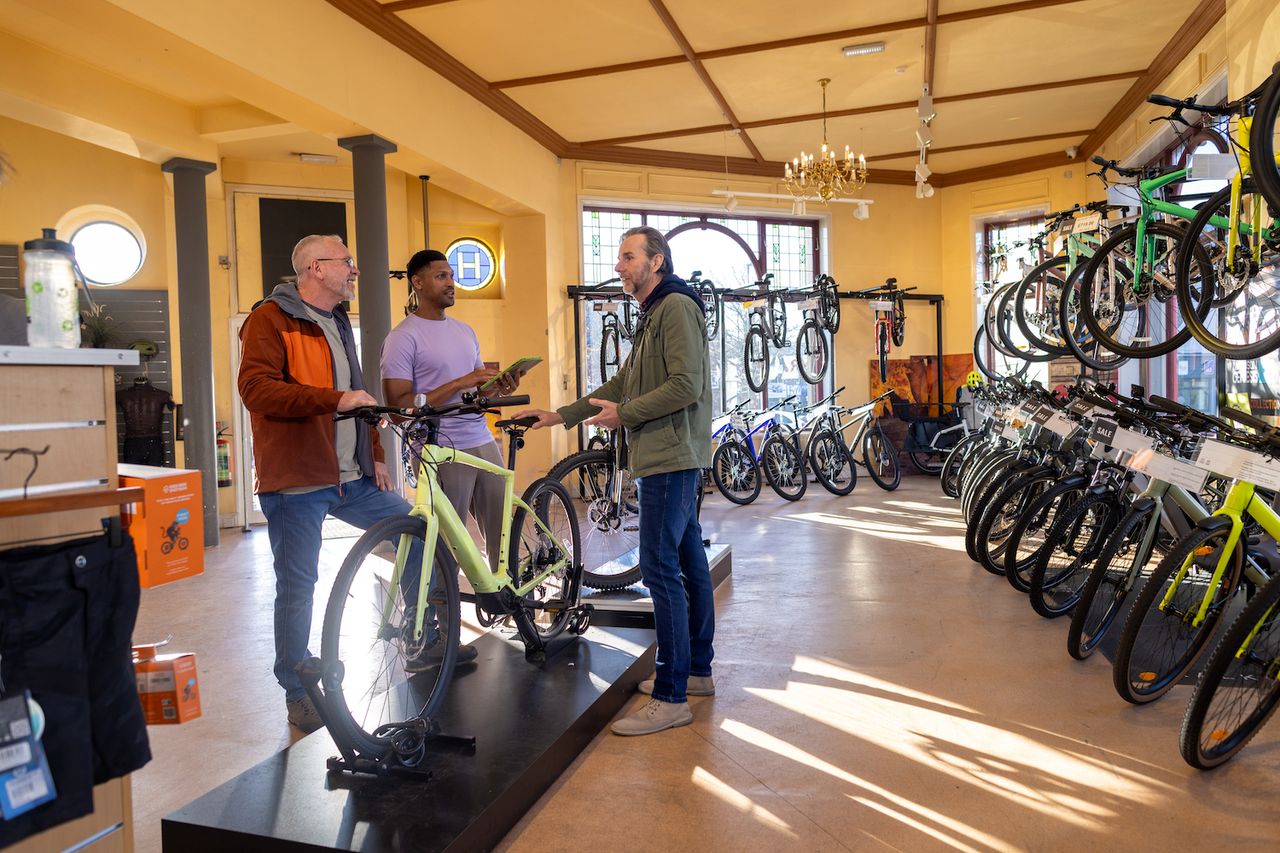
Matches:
[915,125,933,148]
[853,202,870,221]
[914,161,932,182]
[842,41,886,57]
[917,92,935,122]
[791,199,807,216]
[724,193,738,212]
[915,181,934,199]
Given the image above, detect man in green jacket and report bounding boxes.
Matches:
[519,226,715,736]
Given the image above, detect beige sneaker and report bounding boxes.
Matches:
[638,675,715,697]
[610,698,693,736]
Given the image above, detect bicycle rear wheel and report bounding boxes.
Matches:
[1030,491,1120,618]
[808,430,856,495]
[1113,523,1243,704]
[321,515,460,760]
[767,291,788,347]
[698,280,720,340]
[761,435,807,500]
[547,449,641,591]
[508,477,581,642]
[1013,256,1072,356]
[1251,66,1280,213]
[862,424,900,490]
[744,326,769,393]
[712,441,761,505]
[1180,573,1280,769]
[876,323,889,384]
[819,281,841,333]
[600,324,621,384]
[796,319,829,385]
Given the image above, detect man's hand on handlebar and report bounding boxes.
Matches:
[337,390,378,412]
[513,408,564,430]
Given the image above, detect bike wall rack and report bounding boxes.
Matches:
[843,289,947,407]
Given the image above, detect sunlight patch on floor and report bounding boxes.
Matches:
[690,766,797,837]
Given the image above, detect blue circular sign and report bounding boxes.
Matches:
[176,508,190,524]
[446,238,497,291]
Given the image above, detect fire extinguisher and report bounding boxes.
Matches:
[216,421,232,488]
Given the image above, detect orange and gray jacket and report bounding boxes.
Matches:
[237,283,384,493]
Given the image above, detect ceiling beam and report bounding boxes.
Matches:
[1077,0,1226,157]
[581,70,1141,147]
[491,0,1089,89]
[324,0,569,153]
[865,129,1090,163]
[646,0,765,163]
[934,150,1076,187]
[923,0,939,94]
[381,0,465,12]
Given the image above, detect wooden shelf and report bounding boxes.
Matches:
[0,487,144,519]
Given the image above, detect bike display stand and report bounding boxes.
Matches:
[162,625,658,853]
[844,288,946,406]
[583,542,732,629]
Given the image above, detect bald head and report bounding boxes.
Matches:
[292,234,344,277]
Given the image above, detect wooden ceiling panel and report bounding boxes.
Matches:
[394,0,674,82]
[662,0,926,52]
[504,64,729,142]
[704,30,926,124]
[621,130,756,158]
[918,79,1132,147]
[921,137,1086,172]
[743,109,918,165]
[935,0,1203,94]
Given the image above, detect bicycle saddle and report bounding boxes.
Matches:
[496,416,540,431]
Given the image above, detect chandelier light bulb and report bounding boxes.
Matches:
[782,78,868,204]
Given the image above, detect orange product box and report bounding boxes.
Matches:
[118,464,204,588]
[133,645,202,724]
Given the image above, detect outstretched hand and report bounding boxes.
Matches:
[513,408,563,429]
[584,398,621,429]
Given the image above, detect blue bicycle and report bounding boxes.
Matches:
[711,396,805,503]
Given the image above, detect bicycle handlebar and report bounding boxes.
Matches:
[333,392,531,424]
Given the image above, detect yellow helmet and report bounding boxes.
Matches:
[965,370,984,389]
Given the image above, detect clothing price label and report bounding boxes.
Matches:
[1193,439,1280,490]
[1090,417,1118,446]
[1129,448,1210,493]
[1074,212,1102,233]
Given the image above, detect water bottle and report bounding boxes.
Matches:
[23,228,80,348]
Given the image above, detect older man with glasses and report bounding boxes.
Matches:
[238,233,419,734]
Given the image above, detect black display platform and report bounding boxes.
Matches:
[162,626,656,852]
[583,543,731,629]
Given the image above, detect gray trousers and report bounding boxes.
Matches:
[437,439,506,574]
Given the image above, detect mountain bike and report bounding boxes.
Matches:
[736,276,774,393]
[820,391,900,491]
[301,391,590,769]
[687,270,721,341]
[858,279,914,383]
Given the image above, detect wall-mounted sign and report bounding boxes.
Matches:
[446,238,497,291]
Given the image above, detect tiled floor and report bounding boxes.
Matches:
[133,478,1280,852]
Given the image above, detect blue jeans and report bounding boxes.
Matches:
[638,468,715,704]
[260,476,419,702]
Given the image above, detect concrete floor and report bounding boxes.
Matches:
[133,478,1280,852]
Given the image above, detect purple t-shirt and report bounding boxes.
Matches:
[380,314,493,448]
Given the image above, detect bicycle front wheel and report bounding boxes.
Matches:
[600,324,621,384]
[699,280,720,340]
[321,514,460,760]
[712,441,761,505]
[1251,66,1280,213]
[795,318,829,385]
[1113,522,1244,704]
[808,430,857,495]
[761,435,807,501]
[862,424,900,490]
[876,323,889,384]
[1029,491,1121,619]
[744,326,769,393]
[1180,573,1280,769]
[547,449,641,591]
[508,477,581,642]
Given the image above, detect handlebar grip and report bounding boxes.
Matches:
[1090,155,1112,168]
[1147,93,1184,108]
[483,395,531,408]
[1220,406,1271,433]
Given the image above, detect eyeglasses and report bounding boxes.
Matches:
[316,257,356,268]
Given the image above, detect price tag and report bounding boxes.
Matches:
[1067,399,1095,418]
[1111,425,1156,454]
[1057,219,1076,236]
[868,299,894,311]
[1074,212,1102,233]
[1031,408,1054,426]
[1045,411,1077,438]
[1129,448,1210,493]
[1193,439,1280,490]
[1000,421,1023,441]
[798,298,819,310]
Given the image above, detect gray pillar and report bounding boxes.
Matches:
[338,134,397,400]
[161,157,219,547]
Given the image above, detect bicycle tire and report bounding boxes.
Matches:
[995,280,1056,363]
[620,298,638,340]
[1013,255,1072,356]
[1250,66,1280,215]
[546,449,641,591]
[1003,478,1088,593]
[508,477,581,642]
[862,424,900,491]
[1179,572,1280,769]
[600,324,621,384]
[808,430,857,495]
[941,433,982,498]
[877,323,889,384]
[1079,221,1206,358]
[972,326,1030,382]
[1113,522,1244,705]
[711,441,761,505]
[321,514,460,759]
[891,292,906,347]
[1029,490,1120,619]
[744,326,769,393]
[699,280,721,341]
[1067,501,1163,661]
[796,318,829,385]
[1056,262,1130,372]
[767,290,788,347]
[761,435,807,501]
[972,465,1055,576]
[819,280,841,333]
[1175,178,1280,360]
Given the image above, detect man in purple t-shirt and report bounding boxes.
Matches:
[381,251,516,662]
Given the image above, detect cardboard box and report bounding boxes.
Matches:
[133,646,201,724]
[118,464,204,587]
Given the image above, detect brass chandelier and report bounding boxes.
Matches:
[783,78,867,202]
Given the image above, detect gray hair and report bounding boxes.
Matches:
[621,226,673,276]
[291,234,344,276]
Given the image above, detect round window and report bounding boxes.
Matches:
[445,238,497,291]
[70,220,144,286]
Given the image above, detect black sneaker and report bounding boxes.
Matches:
[404,641,478,673]
[286,695,324,734]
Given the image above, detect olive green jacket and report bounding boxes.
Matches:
[558,293,712,478]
